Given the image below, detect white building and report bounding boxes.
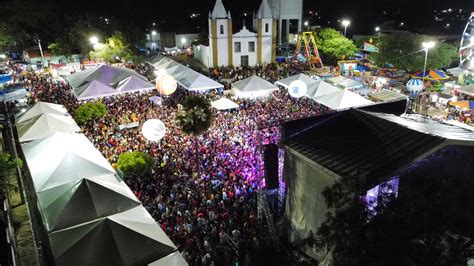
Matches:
[194,0,277,67]
[268,0,303,45]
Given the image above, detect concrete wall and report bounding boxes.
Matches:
[193,44,211,68]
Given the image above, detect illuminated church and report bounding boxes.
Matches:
[194,0,302,67]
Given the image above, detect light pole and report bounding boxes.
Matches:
[342,20,350,36]
[375,26,380,37]
[89,36,101,51]
[304,21,309,31]
[422,41,435,86]
[181,37,187,49]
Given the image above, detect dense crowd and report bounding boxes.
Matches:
[15,62,327,265]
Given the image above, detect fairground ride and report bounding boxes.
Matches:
[459,12,474,72]
[293,32,323,69]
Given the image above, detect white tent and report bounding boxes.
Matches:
[67,65,154,100]
[275,73,318,88]
[49,205,179,266]
[211,97,239,110]
[17,102,69,123]
[21,133,116,192]
[16,113,80,142]
[150,251,188,266]
[309,80,341,99]
[148,56,223,91]
[327,76,364,89]
[232,75,279,99]
[314,89,373,110]
[36,174,140,232]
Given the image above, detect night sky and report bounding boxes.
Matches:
[2,0,473,35]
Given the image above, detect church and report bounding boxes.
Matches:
[194,0,302,67]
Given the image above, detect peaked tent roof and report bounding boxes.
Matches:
[211,0,228,19]
[116,76,155,92]
[257,0,273,18]
[21,133,116,192]
[314,89,373,110]
[17,101,69,123]
[232,75,279,92]
[410,69,448,80]
[211,97,239,110]
[150,251,188,266]
[275,73,318,89]
[37,174,140,232]
[17,113,80,142]
[49,205,178,266]
[307,80,341,100]
[66,65,153,100]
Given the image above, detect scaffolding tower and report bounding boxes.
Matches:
[293,32,323,69]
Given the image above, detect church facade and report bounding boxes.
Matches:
[194,0,277,67]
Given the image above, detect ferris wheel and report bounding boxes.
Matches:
[459,12,474,71]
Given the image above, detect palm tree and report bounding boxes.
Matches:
[175,95,214,178]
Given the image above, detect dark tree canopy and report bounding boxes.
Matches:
[370,32,458,71]
[74,102,108,125]
[175,95,214,136]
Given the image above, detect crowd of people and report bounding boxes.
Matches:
[12,61,327,265]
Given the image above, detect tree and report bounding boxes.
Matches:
[0,152,22,199]
[90,31,134,63]
[370,33,458,71]
[175,95,214,177]
[74,102,107,124]
[316,148,474,265]
[117,151,154,177]
[315,28,358,65]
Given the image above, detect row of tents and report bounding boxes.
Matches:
[16,102,187,266]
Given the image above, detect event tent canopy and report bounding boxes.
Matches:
[410,70,449,80]
[275,73,318,88]
[211,97,239,110]
[149,56,224,91]
[49,205,178,266]
[327,76,364,89]
[308,80,341,99]
[21,133,116,192]
[458,84,474,97]
[36,174,140,232]
[66,65,154,100]
[17,102,69,123]
[314,89,374,110]
[16,113,80,142]
[449,101,474,110]
[232,75,279,98]
[150,251,189,266]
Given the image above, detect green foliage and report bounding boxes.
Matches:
[117,151,154,177]
[175,95,214,136]
[74,102,107,124]
[315,28,358,65]
[0,22,16,50]
[90,31,134,63]
[370,33,458,71]
[0,152,22,196]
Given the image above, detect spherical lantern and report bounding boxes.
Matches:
[406,79,423,98]
[288,80,308,98]
[156,74,177,96]
[141,119,167,142]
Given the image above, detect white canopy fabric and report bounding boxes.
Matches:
[232,75,279,99]
[67,65,154,100]
[150,251,188,266]
[211,97,239,110]
[17,113,80,142]
[21,133,116,192]
[17,102,69,123]
[315,89,374,110]
[309,80,341,99]
[36,174,140,232]
[149,56,223,91]
[275,73,318,88]
[327,76,364,89]
[49,205,178,266]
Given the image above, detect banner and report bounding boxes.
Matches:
[118,121,139,130]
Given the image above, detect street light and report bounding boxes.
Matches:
[375,26,380,37]
[341,20,350,36]
[422,41,436,86]
[89,36,99,45]
[304,21,309,31]
[181,37,187,48]
[151,30,157,36]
